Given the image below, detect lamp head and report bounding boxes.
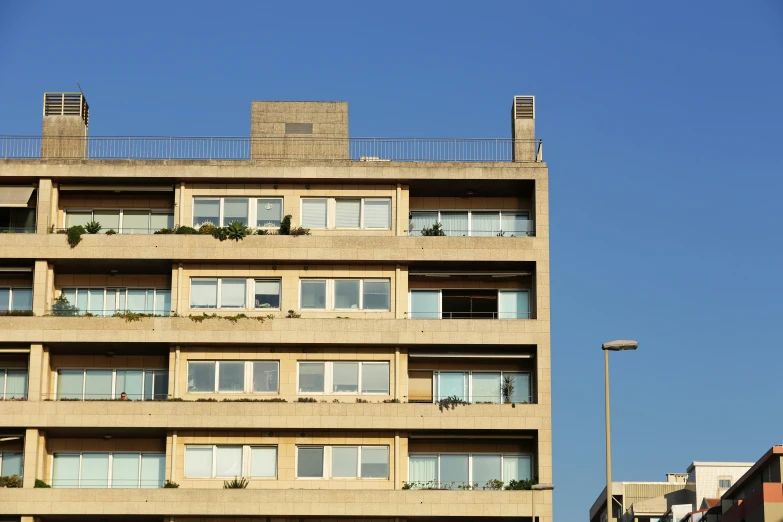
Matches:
[601,340,639,351]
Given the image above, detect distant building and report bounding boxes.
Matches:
[712,446,783,522]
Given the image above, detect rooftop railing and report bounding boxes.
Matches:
[0,136,543,162]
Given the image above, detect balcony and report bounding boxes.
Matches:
[0,135,543,163]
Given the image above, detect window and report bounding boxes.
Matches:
[190,278,281,311]
[299,279,391,312]
[56,369,168,401]
[0,451,23,478]
[297,446,389,479]
[0,287,33,312]
[58,287,171,316]
[408,453,531,489]
[298,361,390,395]
[409,210,532,237]
[254,279,281,309]
[193,197,283,229]
[301,198,392,230]
[187,361,279,394]
[184,445,277,479]
[0,368,28,399]
[719,479,732,488]
[220,279,246,308]
[51,452,165,488]
[409,289,529,320]
[427,370,531,404]
[64,209,174,234]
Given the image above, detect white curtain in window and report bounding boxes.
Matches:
[222,199,249,226]
[363,199,391,229]
[503,455,532,482]
[250,447,277,478]
[472,372,501,403]
[65,211,91,229]
[439,212,468,236]
[0,452,22,477]
[410,290,439,319]
[409,211,437,236]
[5,370,27,399]
[333,362,359,392]
[332,447,358,477]
[52,454,80,488]
[254,279,280,309]
[220,279,246,308]
[85,370,112,400]
[361,363,390,394]
[150,212,174,231]
[499,290,529,319]
[471,212,499,237]
[76,289,88,314]
[93,210,120,233]
[81,453,110,488]
[335,199,361,228]
[257,199,282,227]
[122,210,150,234]
[191,280,217,308]
[409,455,438,484]
[501,212,531,236]
[57,370,84,400]
[301,199,327,228]
[140,454,166,488]
[361,446,389,478]
[334,280,360,309]
[193,199,220,226]
[111,453,140,488]
[215,446,243,477]
[184,447,212,478]
[88,288,105,315]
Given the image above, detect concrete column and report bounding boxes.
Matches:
[32,260,51,316]
[22,428,39,488]
[36,431,46,481]
[395,265,401,319]
[27,344,43,401]
[396,184,402,236]
[40,346,50,400]
[35,179,53,234]
[394,431,401,489]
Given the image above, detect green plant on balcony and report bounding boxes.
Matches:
[278,214,292,235]
[66,225,85,248]
[34,478,51,488]
[0,310,34,317]
[286,309,301,318]
[176,225,199,234]
[484,479,504,490]
[52,295,79,316]
[420,222,445,236]
[289,226,311,236]
[224,221,251,241]
[504,478,538,490]
[437,395,467,411]
[223,477,249,489]
[382,398,401,403]
[297,397,317,403]
[0,474,22,488]
[502,375,516,404]
[163,480,180,488]
[154,228,173,234]
[84,221,102,234]
[105,229,117,235]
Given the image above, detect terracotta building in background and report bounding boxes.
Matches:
[0,92,551,522]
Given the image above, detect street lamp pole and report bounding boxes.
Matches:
[602,340,638,522]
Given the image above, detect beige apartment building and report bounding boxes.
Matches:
[0,93,551,522]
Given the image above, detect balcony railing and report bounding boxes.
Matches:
[0,136,543,162]
[407,311,532,319]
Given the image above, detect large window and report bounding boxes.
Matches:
[184,445,277,478]
[301,198,392,230]
[0,287,33,312]
[59,287,171,316]
[0,451,23,478]
[64,209,173,234]
[409,210,532,237]
[187,361,279,394]
[52,452,165,488]
[0,368,28,399]
[297,445,389,479]
[190,278,281,311]
[408,453,531,489]
[299,279,390,311]
[412,370,530,404]
[193,197,283,228]
[297,361,389,395]
[56,368,168,401]
[409,289,529,319]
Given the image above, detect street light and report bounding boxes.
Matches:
[531,483,555,522]
[602,340,638,522]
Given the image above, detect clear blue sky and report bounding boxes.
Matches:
[2,1,782,519]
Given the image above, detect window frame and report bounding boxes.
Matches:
[189,277,282,311]
[0,451,24,478]
[253,278,282,310]
[300,197,393,230]
[186,360,280,395]
[51,451,166,488]
[0,287,33,312]
[408,288,530,320]
[54,367,168,401]
[299,278,391,312]
[296,361,390,396]
[412,369,532,404]
[63,208,174,234]
[408,209,531,237]
[407,452,533,489]
[295,445,390,480]
[0,368,29,399]
[183,444,278,479]
[192,197,283,229]
[59,287,171,316]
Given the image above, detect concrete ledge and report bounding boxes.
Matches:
[0,234,547,262]
[0,488,552,517]
[0,317,549,344]
[0,401,550,430]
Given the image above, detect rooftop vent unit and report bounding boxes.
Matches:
[43,92,89,127]
[513,95,535,120]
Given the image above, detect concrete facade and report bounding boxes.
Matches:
[0,94,551,522]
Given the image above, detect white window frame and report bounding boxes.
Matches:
[0,451,23,477]
[409,209,531,237]
[54,368,168,401]
[183,444,277,479]
[51,451,165,488]
[189,278,281,311]
[0,368,29,399]
[192,197,283,229]
[299,278,391,312]
[295,445,389,480]
[300,197,392,230]
[0,287,33,311]
[59,287,171,316]
[63,208,174,234]
[186,360,280,394]
[296,361,390,396]
[425,370,532,404]
[407,452,533,489]
[408,289,530,320]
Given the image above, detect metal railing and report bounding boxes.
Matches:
[406,227,535,237]
[0,136,543,162]
[47,308,173,317]
[0,227,36,234]
[407,311,532,319]
[409,395,533,404]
